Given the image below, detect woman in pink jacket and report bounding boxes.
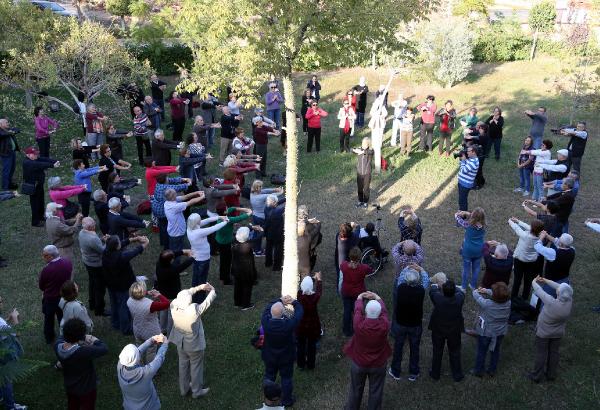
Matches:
[48,176,86,219]
[34,106,59,158]
[305,102,328,153]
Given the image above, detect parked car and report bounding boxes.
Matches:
[30,1,77,17]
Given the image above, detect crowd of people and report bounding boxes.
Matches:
[0,72,596,410]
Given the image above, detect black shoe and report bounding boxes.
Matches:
[470,369,484,378]
[95,310,111,317]
[33,222,45,227]
[526,372,540,383]
[454,375,465,382]
[428,371,440,381]
[0,256,6,262]
[8,183,18,190]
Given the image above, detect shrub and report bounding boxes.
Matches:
[473,19,531,62]
[127,42,193,75]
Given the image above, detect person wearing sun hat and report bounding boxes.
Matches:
[22,145,60,227]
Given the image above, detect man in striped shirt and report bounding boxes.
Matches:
[133,106,152,165]
[457,146,479,211]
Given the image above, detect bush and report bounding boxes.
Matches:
[473,19,531,62]
[127,42,193,75]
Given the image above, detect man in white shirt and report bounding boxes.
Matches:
[164,189,204,252]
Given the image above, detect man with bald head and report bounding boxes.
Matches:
[391,239,424,278]
[261,295,304,408]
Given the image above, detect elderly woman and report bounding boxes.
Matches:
[59,280,93,335]
[49,176,86,219]
[455,208,486,291]
[85,104,107,160]
[231,227,257,310]
[118,334,169,410]
[340,247,373,337]
[297,205,322,277]
[296,272,323,370]
[193,115,221,148]
[398,208,423,244]
[481,241,513,288]
[216,206,252,284]
[45,202,83,262]
[509,217,544,300]
[98,144,132,192]
[107,171,140,199]
[127,281,170,364]
[527,276,573,383]
[250,180,283,255]
[472,282,511,377]
[34,106,59,157]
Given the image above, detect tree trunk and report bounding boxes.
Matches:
[371,46,377,70]
[24,73,32,108]
[530,29,539,61]
[74,0,84,22]
[280,75,299,298]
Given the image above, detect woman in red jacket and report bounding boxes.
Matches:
[340,247,373,337]
[169,91,189,141]
[305,101,328,153]
[296,272,323,370]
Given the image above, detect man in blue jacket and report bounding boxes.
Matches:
[261,296,304,407]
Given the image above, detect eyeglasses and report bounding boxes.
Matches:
[311,103,318,106]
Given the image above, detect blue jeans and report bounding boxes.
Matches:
[169,234,186,252]
[391,324,422,376]
[0,151,15,190]
[267,108,281,129]
[192,259,210,304]
[264,360,294,406]
[0,379,15,409]
[355,112,365,127]
[474,335,504,374]
[252,215,265,253]
[532,173,544,201]
[532,135,542,149]
[462,256,482,288]
[519,168,532,192]
[458,183,471,211]
[342,296,356,336]
[207,128,215,147]
[108,289,131,335]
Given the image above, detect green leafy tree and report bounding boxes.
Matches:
[529,0,556,60]
[167,0,436,296]
[105,0,132,31]
[453,0,492,17]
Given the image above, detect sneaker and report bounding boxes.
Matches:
[457,286,466,292]
[241,304,255,311]
[514,187,523,193]
[591,306,600,312]
[253,251,265,257]
[408,374,419,382]
[355,202,363,208]
[522,191,530,197]
[192,388,210,398]
[12,405,28,410]
[361,202,368,208]
[388,368,401,381]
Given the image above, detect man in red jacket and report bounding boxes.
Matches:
[343,291,391,410]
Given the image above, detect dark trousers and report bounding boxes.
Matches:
[233,279,253,308]
[84,264,106,315]
[307,127,321,152]
[297,335,317,369]
[172,117,186,141]
[265,239,283,270]
[255,143,268,177]
[158,99,165,120]
[302,117,308,132]
[218,242,232,284]
[512,258,541,300]
[37,137,50,158]
[157,217,169,249]
[42,297,62,344]
[357,173,371,203]
[30,182,46,225]
[135,134,152,165]
[169,234,186,252]
[0,380,15,409]
[568,154,582,173]
[345,361,386,410]
[430,331,463,381]
[492,138,502,159]
[419,123,434,151]
[391,325,422,376]
[531,336,561,381]
[458,183,470,212]
[342,296,356,336]
[78,191,92,217]
[252,216,265,253]
[340,129,351,152]
[108,289,131,335]
[475,157,486,187]
[67,388,97,410]
[264,360,294,406]
[355,112,365,127]
[474,335,503,375]
[0,151,16,190]
[192,259,210,304]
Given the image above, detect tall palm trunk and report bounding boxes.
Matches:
[280,75,299,297]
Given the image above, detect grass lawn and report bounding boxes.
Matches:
[1,56,599,409]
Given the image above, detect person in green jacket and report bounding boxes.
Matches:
[215,206,252,285]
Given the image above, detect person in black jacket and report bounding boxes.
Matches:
[0,119,20,190]
[55,318,108,409]
[352,137,374,208]
[261,296,304,408]
[264,195,285,271]
[22,146,60,227]
[102,235,148,334]
[428,280,465,382]
[107,197,149,241]
[150,74,167,120]
[485,107,504,160]
[231,227,257,310]
[152,129,180,166]
[560,121,588,173]
[306,75,321,101]
[219,106,241,164]
[107,172,141,199]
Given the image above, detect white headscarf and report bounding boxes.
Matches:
[300,276,315,295]
[365,300,382,319]
[119,344,140,367]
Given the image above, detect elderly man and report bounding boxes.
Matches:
[534,232,575,294]
[0,118,20,190]
[152,129,180,166]
[481,241,513,288]
[108,197,149,242]
[524,107,547,149]
[428,280,465,382]
[560,121,587,173]
[390,268,426,382]
[261,296,304,408]
[39,245,72,344]
[527,276,573,383]
[169,283,215,398]
[79,217,108,316]
[252,118,281,177]
[23,145,60,227]
[545,178,576,233]
[45,202,83,262]
[132,105,152,165]
[344,291,391,410]
[143,95,162,130]
[164,188,205,252]
[152,173,192,249]
[150,74,167,119]
[264,195,286,271]
[391,240,424,278]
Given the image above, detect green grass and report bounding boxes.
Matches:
[1,56,600,409]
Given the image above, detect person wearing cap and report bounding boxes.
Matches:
[257,381,285,410]
[537,149,570,196]
[534,231,575,295]
[337,99,357,153]
[22,145,60,227]
[527,276,573,383]
[436,100,457,156]
[169,283,215,399]
[231,226,258,310]
[428,279,465,382]
[343,291,391,409]
[559,120,587,172]
[261,295,304,407]
[45,202,83,262]
[0,118,20,191]
[39,244,73,344]
[117,334,169,409]
[48,176,86,219]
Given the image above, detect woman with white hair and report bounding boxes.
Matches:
[296,272,323,369]
[527,276,573,383]
[48,176,86,219]
[117,334,169,410]
[352,137,374,208]
[231,227,257,310]
[45,202,83,261]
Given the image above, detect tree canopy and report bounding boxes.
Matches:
[529,0,556,33]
